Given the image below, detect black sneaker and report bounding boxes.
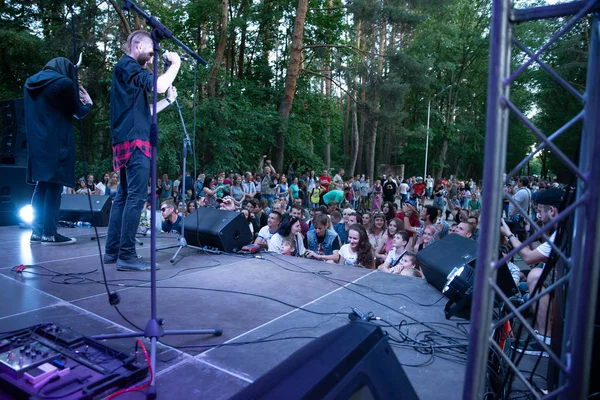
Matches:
[116,257,160,272]
[30,233,42,244]
[41,234,76,246]
[512,333,551,357]
[104,253,143,264]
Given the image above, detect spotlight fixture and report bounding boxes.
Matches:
[442,264,474,319]
[18,204,34,227]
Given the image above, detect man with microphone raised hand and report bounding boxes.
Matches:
[105,30,181,272]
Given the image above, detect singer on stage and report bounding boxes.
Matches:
[105,30,180,271]
[24,57,93,246]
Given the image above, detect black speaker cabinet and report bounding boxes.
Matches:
[0,165,34,226]
[417,234,518,299]
[230,321,418,400]
[0,98,27,166]
[59,194,112,226]
[183,208,252,253]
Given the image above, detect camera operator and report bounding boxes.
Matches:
[500,187,565,355]
[508,176,532,241]
[259,155,277,207]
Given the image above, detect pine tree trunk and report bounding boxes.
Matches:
[273,0,308,172]
[208,0,229,97]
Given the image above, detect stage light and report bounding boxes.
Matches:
[19,204,34,225]
[442,264,474,319]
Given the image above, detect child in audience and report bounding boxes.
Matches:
[280,236,296,256]
[392,252,424,278]
[377,231,411,273]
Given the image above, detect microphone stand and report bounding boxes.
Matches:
[156,94,202,263]
[92,2,220,398]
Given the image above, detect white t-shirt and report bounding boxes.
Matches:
[339,244,358,265]
[385,247,404,266]
[399,183,409,195]
[536,232,556,258]
[257,226,278,246]
[268,232,306,255]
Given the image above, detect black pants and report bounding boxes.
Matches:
[31,181,62,236]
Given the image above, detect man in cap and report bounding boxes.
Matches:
[501,187,565,356]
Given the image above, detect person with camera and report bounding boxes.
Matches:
[508,176,532,240]
[259,155,277,207]
[501,187,565,356]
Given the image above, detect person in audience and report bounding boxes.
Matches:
[195,173,205,198]
[97,172,110,195]
[327,200,339,214]
[289,177,300,203]
[254,211,282,249]
[305,213,341,262]
[215,174,229,199]
[392,252,423,278]
[259,156,277,207]
[275,174,289,204]
[242,171,257,199]
[230,173,246,208]
[240,208,255,237]
[319,169,331,194]
[161,198,182,234]
[269,215,306,256]
[280,236,296,256]
[289,204,309,238]
[468,193,481,213]
[160,173,172,200]
[332,168,345,191]
[377,231,411,274]
[375,217,403,264]
[467,215,479,240]
[104,171,119,200]
[371,179,383,211]
[362,212,372,229]
[360,176,371,211]
[202,176,218,207]
[413,225,436,252]
[454,221,475,239]
[338,224,375,269]
[186,199,197,216]
[323,188,346,207]
[368,212,386,252]
[382,201,396,222]
[309,180,324,209]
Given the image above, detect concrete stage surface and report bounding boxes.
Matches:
[0,226,470,399]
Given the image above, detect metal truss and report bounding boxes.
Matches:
[464,1,600,399]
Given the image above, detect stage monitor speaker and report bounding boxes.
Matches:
[59,194,112,227]
[183,208,252,253]
[230,321,418,400]
[0,98,27,166]
[0,165,34,226]
[416,234,518,298]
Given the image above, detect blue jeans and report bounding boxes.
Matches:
[31,181,62,236]
[261,194,275,207]
[105,149,150,260]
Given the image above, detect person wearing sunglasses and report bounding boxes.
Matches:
[160,198,182,234]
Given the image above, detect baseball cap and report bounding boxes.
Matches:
[537,188,565,209]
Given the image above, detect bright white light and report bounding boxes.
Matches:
[19,205,34,224]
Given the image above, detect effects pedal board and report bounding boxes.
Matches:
[0,323,148,399]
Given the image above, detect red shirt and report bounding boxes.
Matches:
[112,139,152,171]
[396,211,420,231]
[413,183,425,196]
[320,175,331,192]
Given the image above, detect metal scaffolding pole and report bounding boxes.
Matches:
[465,1,600,398]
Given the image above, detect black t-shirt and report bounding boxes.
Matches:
[110,55,153,145]
[382,180,397,201]
[162,215,183,234]
[316,233,341,251]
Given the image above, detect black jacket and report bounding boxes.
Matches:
[24,57,90,187]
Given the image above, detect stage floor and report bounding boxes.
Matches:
[0,225,470,399]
